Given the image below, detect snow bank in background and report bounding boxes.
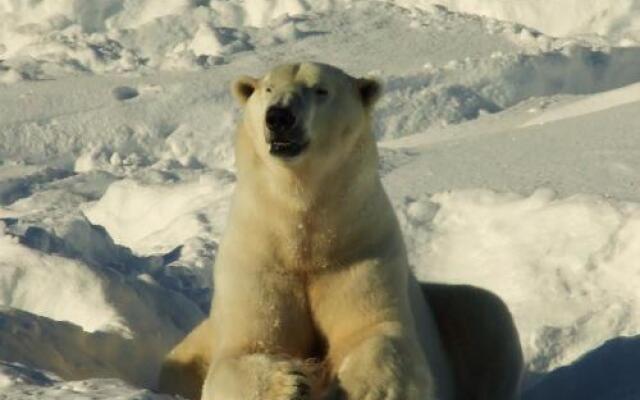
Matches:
[405,0,640,44]
[0,73,237,169]
[3,0,638,45]
[0,0,338,78]
[524,82,640,127]
[378,45,640,138]
[3,0,640,81]
[402,189,640,372]
[3,0,640,156]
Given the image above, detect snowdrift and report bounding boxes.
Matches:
[401,0,640,44]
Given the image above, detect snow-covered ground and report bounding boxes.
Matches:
[1,1,640,399]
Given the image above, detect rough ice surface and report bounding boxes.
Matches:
[1,1,640,399]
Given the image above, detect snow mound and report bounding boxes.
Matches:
[84,173,233,257]
[403,0,640,45]
[378,45,640,138]
[83,171,234,299]
[3,36,640,163]
[0,73,237,169]
[401,189,640,373]
[5,0,632,81]
[0,359,170,399]
[3,0,639,47]
[524,81,640,127]
[1,308,173,387]
[0,186,205,386]
[0,0,343,78]
[0,234,125,333]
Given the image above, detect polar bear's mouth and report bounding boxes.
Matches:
[269,140,309,158]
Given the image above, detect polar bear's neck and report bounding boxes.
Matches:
[229,128,402,270]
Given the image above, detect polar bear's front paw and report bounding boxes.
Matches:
[203,355,313,400]
[336,371,418,400]
[265,361,312,400]
[335,337,432,400]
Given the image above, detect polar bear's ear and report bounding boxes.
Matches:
[232,76,258,105]
[356,78,382,108]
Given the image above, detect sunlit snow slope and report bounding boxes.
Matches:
[1,1,640,399]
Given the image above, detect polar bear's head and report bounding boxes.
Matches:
[232,62,381,168]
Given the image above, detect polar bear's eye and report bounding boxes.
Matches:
[266,87,272,93]
[315,87,329,96]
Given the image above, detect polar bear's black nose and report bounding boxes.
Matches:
[266,106,296,133]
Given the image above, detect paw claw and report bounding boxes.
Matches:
[269,363,312,400]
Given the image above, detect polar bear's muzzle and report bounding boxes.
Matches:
[265,105,309,158]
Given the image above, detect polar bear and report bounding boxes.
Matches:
[158,62,523,400]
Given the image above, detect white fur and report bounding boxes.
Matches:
[161,62,458,400]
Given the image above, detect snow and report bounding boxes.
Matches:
[401,189,640,373]
[1,1,640,399]
[82,172,232,290]
[0,234,125,333]
[523,82,640,127]
[399,0,640,45]
[0,361,173,400]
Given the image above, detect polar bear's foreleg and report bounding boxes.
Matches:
[157,317,315,400]
[201,353,313,400]
[158,318,214,400]
[200,270,318,400]
[331,324,435,400]
[311,261,436,400]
